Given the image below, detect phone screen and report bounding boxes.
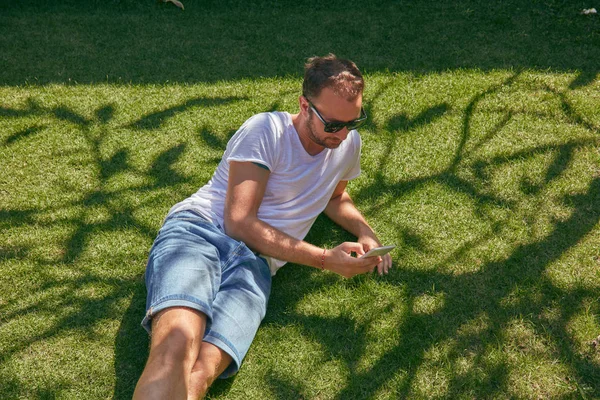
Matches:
[360,245,395,258]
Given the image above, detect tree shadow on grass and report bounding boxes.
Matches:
[3,125,47,146]
[329,178,600,399]
[2,71,599,399]
[0,95,253,398]
[198,125,237,151]
[112,276,149,400]
[253,74,600,398]
[129,96,246,131]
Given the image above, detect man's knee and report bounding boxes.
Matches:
[148,307,207,365]
[156,328,199,365]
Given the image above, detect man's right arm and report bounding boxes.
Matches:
[223,161,380,277]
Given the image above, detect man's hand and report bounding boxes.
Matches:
[359,236,393,276]
[324,242,381,278]
[323,182,393,276]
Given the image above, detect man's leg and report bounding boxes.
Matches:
[187,342,233,400]
[133,307,206,400]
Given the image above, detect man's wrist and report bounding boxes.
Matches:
[358,230,379,243]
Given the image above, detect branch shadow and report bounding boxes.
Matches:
[1,88,309,396]
[0,96,224,397]
[129,96,246,131]
[1,10,599,393]
[252,75,600,398]
[3,125,47,146]
[385,103,450,134]
[334,177,600,399]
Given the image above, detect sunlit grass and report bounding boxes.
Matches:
[2,1,600,399]
[2,66,599,400]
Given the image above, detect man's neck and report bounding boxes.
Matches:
[291,113,325,156]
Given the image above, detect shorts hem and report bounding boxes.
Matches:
[141,297,213,334]
[204,331,242,379]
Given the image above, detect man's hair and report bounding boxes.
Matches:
[302,54,364,101]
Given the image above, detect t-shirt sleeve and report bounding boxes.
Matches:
[341,131,362,181]
[225,113,279,170]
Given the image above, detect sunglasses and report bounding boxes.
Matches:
[306,98,368,133]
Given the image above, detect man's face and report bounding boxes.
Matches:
[303,87,363,149]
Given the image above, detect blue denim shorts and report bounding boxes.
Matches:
[142,210,272,378]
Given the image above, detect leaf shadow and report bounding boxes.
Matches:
[129,96,247,131]
[0,98,208,396]
[3,124,46,146]
[257,76,600,399]
[198,126,237,151]
[385,103,450,133]
[148,143,189,187]
[569,69,598,90]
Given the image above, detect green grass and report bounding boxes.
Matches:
[1,1,600,399]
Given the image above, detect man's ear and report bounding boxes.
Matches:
[299,95,310,115]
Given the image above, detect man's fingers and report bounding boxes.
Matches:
[329,243,391,278]
[374,254,392,275]
[359,256,380,271]
[338,241,366,255]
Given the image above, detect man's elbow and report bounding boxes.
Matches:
[223,213,248,240]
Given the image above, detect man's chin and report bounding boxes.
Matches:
[325,139,342,148]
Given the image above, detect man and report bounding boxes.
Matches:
[133,54,392,399]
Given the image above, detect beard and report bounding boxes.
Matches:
[304,113,343,149]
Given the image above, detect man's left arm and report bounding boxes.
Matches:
[324,180,393,275]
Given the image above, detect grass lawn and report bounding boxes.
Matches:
[1,1,599,398]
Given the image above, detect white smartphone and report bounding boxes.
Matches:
[360,245,396,258]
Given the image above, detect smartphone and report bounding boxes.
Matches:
[360,245,396,258]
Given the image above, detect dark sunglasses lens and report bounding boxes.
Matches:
[325,119,365,133]
[324,123,344,133]
[347,119,366,131]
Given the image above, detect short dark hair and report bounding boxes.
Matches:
[302,54,364,101]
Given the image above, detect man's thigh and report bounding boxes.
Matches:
[141,210,272,379]
[142,212,224,333]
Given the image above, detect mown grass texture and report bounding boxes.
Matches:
[1,1,600,399]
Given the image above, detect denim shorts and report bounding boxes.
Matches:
[142,210,272,378]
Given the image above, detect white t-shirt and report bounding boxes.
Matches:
[167,111,361,274]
